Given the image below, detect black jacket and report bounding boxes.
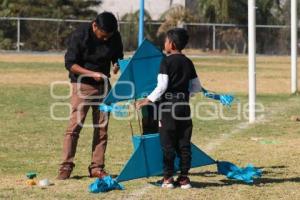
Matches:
[64,23,124,85]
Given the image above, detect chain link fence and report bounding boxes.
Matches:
[0,17,295,54]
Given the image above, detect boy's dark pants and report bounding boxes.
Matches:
[61,82,110,171]
[159,101,192,178]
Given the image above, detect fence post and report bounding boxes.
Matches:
[213,25,216,51]
[17,18,20,52]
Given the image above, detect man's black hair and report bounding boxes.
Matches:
[166,28,189,51]
[95,12,118,33]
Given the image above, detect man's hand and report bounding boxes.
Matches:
[70,64,107,81]
[135,99,151,110]
[112,63,120,75]
[92,72,106,82]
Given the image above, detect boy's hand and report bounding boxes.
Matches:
[112,63,120,74]
[201,87,208,93]
[135,99,151,110]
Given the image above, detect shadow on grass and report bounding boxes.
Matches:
[71,174,119,180]
[167,165,298,188]
[148,180,247,189]
[189,171,219,177]
[189,165,287,178]
[189,176,300,189]
[257,165,287,175]
[254,177,300,185]
[71,175,89,180]
[220,177,300,186]
[257,165,287,169]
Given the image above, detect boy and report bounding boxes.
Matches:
[57,12,123,180]
[136,28,202,189]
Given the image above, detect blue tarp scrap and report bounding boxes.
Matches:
[203,89,235,107]
[217,161,262,183]
[99,103,129,117]
[89,176,124,193]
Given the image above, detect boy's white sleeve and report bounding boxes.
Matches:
[189,77,202,95]
[147,74,169,102]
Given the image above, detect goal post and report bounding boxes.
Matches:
[291,0,298,94]
[248,0,256,123]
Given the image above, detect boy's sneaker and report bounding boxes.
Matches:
[161,177,175,189]
[176,176,192,189]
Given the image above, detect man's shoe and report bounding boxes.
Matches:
[176,175,192,189]
[57,163,75,180]
[89,168,108,179]
[161,177,175,189]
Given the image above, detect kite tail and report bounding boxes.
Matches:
[89,176,124,193]
[217,161,262,183]
[202,88,235,107]
[99,103,129,117]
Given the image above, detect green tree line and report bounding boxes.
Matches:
[0,0,298,53]
[0,0,101,50]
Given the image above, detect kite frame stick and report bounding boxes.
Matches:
[136,109,143,135]
[133,98,143,135]
[129,121,134,137]
[129,106,134,137]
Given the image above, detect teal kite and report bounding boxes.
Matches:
[100,39,261,184]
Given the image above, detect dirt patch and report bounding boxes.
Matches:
[1,72,68,85]
[0,54,298,94]
[0,54,64,63]
[199,72,294,94]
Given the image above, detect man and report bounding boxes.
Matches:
[57,12,123,180]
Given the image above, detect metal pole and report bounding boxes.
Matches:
[17,18,20,52]
[291,0,298,94]
[138,0,144,46]
[213,25,216,51]
[248,0,256,123]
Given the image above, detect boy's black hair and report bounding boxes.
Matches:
[95,12,118,33]
[166,28,189,51]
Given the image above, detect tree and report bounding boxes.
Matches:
[157,5,196,34]
[0,0,101,18]
[121,10,153,51]
[156,5,196,42]
[195,0,284,53]
[0,0,102,50]
[255,0,284,53]
[196,0,245,24]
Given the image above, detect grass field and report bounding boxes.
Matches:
[0,54,300,200]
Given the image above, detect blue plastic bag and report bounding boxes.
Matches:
[89,176,124,193]
[203,89,235,107]
[217,161,262,183]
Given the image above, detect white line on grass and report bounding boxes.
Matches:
[203,114,265,152]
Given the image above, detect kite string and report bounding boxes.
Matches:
[133,99,143,135]
[128,105,134,137]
